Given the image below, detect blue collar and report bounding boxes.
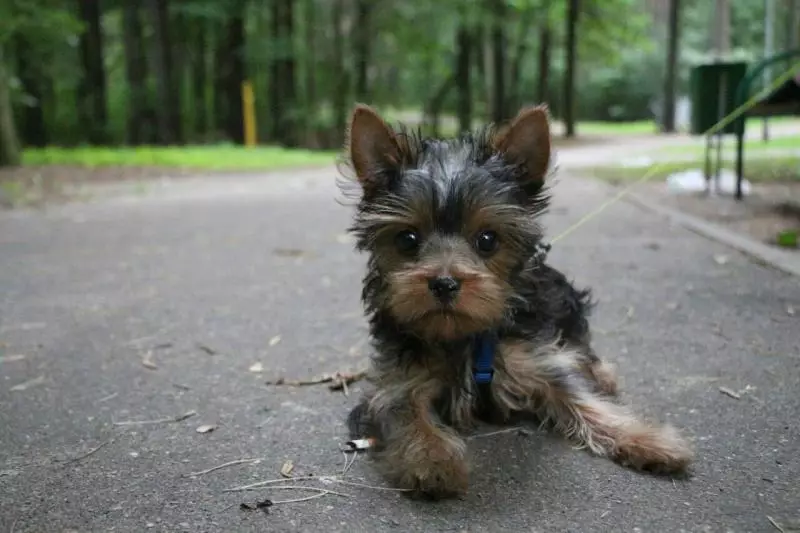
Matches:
[472,332,498,384]
[470,240,550,386]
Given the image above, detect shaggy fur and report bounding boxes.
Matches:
[340,104,693,499]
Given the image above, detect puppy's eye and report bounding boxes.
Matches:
[475,230,499,255]
[394,229,421,254]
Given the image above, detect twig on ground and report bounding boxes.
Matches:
[113,410,197,426]
[224,475,411,494]
[324,478,413,492]
[184,458,263,478]
[271,492,330,505]
[266,485,350,498]
[342,451,358,475]
[467,427,532,439]
[62,438,114,464]
[767,516,785,533]
[96,392,119,403]
[223,477,319,492]
[266,370,368,393]
[719,387,741,400]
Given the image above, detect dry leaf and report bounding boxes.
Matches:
[10,375,45,392]
[0,354,26,363]
[197,344,217,355]
[273,248,310,258]
[249,362,264,373]
[719,386,741,400]
[141,351,158,370]
[269,336,281,347]
[713,254,729,265]
[196,424,216,434]
[280,460,294,478]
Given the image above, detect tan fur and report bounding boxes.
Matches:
[367,361,472,497]
[584,359,619,396]
[492,340,693,473]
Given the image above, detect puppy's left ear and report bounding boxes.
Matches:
[493,105,551,187]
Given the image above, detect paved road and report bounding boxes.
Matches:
[1,165,798,533]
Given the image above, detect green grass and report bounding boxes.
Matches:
[589,154,800,185]
[574,121,658,135]
[22,145,338,170]
[655,134,800,156]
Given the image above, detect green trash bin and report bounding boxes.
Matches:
[689,60,748,135]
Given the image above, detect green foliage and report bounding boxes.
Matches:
[22,144,337,169]
[4,0,797,153]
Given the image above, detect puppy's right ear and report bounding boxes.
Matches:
[348,104,403,192]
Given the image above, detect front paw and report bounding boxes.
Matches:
[380,436,469,499]
[403,453,469,500]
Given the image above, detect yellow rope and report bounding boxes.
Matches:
[550,60,800,244]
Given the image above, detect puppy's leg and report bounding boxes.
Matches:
[359,378,468,499]
[580,348,619,396]
[493,341,692,474]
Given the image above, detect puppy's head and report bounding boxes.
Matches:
[345,105,552,341]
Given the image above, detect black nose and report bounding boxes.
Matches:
[428,276,461,302]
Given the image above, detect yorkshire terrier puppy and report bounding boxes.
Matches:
[340,104,693,499]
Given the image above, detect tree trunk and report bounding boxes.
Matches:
[192,18,208,141]
[455,25,473,133]
[14,36,48,147]
[537,24,551,105]
[122,0,148,145]
[148,0,182,144]
[353,0,371,102]
[509,10,534,112]
[564,0,579,137]
[304,0,317,146]
[221,8,245,144]
[489,0,506,122]
[76,0,108,144]
[0,46,21,166]
[661,0,680,133]
[269,0,297,146]
[424,75,455,137]
[330,0,348,148]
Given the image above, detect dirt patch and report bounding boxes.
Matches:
[636,181,800,251]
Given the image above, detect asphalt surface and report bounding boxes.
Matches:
[1,164,798,533]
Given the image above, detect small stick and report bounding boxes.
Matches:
[265,485,350,498]
[113,410,197,426]
[767,516,785,533]
[63,438,114,464]
[326,478,413,492]
[719,387,741,400]
[96,392,118,403]
[224,475,410,493]
[271,492,330,505]
[467,427,530,439]
[223,477,320,492]
[184,458,263,478]
[342,451,357,475]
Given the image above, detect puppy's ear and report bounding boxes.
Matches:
[493,105,551,187]
[347,104,404,192]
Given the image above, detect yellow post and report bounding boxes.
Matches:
[241,80,256,147]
